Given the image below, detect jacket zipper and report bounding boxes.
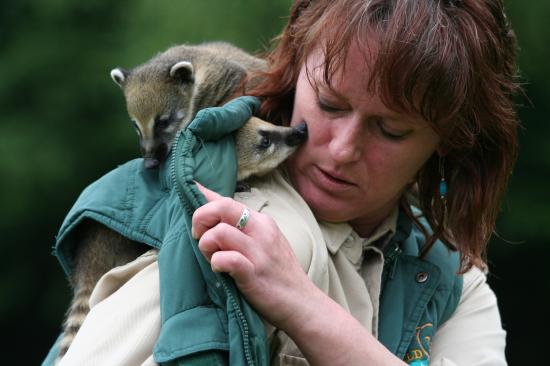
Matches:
[171,130,255,365]
[218,274,254,366]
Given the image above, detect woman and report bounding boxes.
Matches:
[57,0,519,365]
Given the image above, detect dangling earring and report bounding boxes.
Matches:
[438,157,448,223]
[438,157,447,200]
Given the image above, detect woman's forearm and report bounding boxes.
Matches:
[279,278,407,366]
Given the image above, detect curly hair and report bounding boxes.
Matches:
[248,0,520,272]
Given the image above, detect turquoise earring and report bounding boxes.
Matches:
[439,157,447,199]
[438,157,448,224]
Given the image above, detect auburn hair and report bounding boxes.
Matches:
[248,0,520,272]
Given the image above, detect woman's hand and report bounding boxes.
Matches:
[191,183,315,329]
[192,183,407,365]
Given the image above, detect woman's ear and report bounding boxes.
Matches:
[437,145,449,157]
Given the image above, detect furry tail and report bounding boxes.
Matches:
[55,284,93,363]
[54,220,148,364]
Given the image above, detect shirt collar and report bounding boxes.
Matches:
[319,206,399,264]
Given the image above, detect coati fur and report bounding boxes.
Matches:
[55,43,307,363]
[110,41,267,168]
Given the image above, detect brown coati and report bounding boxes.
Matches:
[110,41,267,169]
[55,43,307,364]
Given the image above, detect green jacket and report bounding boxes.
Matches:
[43,96,462,366]
[379,208,463,365]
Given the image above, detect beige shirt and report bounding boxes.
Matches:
[59,171,507,366]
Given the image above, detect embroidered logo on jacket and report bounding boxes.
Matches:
[404,323,433,365]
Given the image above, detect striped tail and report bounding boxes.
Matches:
[53,220,148,364]
[55,284,93,364]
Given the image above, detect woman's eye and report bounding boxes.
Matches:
[376,120,408,141]
[317,99,343,113]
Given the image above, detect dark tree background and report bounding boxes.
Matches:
[0,1,546,364]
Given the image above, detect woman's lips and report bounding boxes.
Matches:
[313,165,356,192]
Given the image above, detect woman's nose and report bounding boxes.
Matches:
[328,119,363,164]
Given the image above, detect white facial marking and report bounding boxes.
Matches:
[176,109,186,120]
[146,118,155,134]
[131,119,143,137]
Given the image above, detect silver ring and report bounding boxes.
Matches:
[235,207,251,230]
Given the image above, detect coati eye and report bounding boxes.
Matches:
[156,117,171,129]
[260,135,271,149]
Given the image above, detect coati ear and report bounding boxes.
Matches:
[169,61,194,83]
[110,68,128,87]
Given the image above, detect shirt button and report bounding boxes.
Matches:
[416,271,429,283]
[343,234,355,248]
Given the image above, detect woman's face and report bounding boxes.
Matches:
[286,42,440,236]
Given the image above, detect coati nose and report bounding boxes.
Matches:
[142,143,169,169]
[285,122,308,147]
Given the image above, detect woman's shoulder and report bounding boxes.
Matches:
[233,167,321,244]
[234,169,330,288]
[234,168,316,226]
[430,265,506,365]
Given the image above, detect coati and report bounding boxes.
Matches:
[55,43,308,363]
[110,41,267,168]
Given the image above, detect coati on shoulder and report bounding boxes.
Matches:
[111,41,267,169]
[54,43,307,363]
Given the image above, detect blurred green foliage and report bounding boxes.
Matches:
[495,1,550,239]
[0,1,547,364]
[0,1,292,363]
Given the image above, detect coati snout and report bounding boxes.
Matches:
[235,118,308,181]
[283,122,308,147]
[136,115,308,175]
[141,142,168,169]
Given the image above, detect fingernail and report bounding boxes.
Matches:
[191,227,198,240]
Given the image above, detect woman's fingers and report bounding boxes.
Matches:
[192,199,253,239]
[196,213,258,289]
[193,182,258,270]
[194,181,221,202]
[192,183,255,239]
[197,222,249,261]
[192,182,286,293]
[210,250,255,286]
